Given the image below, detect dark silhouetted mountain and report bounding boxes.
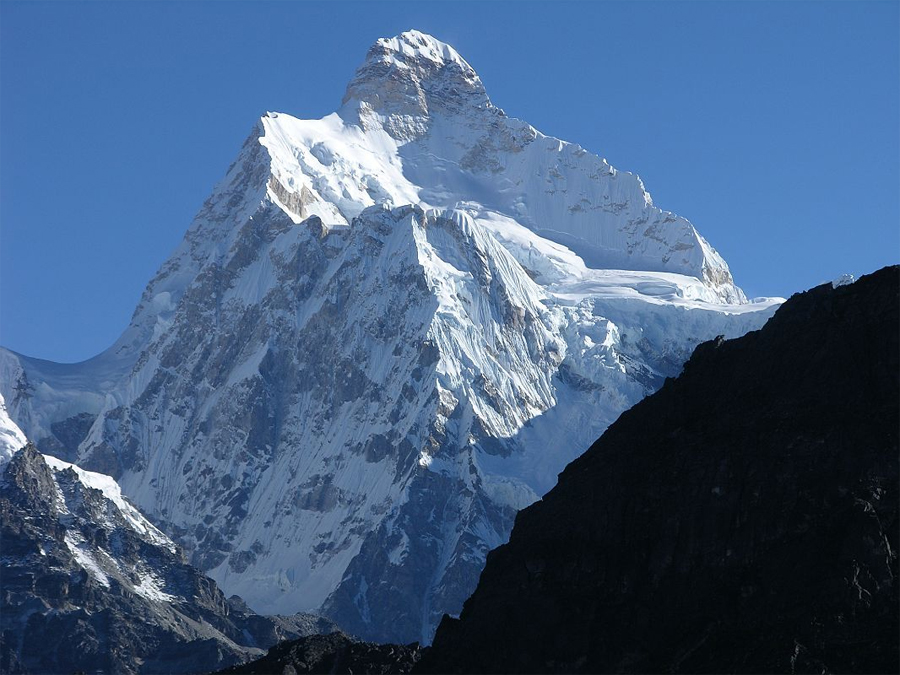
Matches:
[417,266,899,674]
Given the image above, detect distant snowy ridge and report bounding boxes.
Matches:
[0,30,782,644]
[832,273,856,288]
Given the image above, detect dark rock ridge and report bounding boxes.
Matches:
[415,266,899,673]
[0,444,337,675]
[215,631,421,675]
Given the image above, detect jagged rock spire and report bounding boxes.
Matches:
[341,30,492,138]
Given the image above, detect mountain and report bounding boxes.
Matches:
[419,266,899,673]
[0,403,336,675]
[0,30,780,643]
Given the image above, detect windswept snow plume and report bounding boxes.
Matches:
[0,31,782,643]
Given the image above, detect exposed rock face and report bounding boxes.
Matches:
[0,30,780,644]
[341,30,491,140]
[0,443,337,675]
[216,632,421,675]
[421,266,899,674]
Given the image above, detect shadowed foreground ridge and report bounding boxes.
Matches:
[419,266,899,674]
[215,632,421,675]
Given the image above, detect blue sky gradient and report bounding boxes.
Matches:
[2,1,898,362]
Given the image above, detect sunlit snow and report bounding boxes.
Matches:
[0,30,784,642]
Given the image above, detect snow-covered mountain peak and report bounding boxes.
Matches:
[341,30,491,139]
[369,30,476,74]
[0,31,784,645]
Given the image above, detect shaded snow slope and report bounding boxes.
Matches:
[0,31,781,644]
[0,392,27,466]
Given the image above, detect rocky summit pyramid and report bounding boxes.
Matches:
[0,31,780,643]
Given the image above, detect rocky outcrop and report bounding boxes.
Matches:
[0,444,337,675]
[341,29,492,141]
[419,266,899,673]
[216,632,421,675]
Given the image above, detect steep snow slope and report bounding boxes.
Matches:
[0,31,781,644]
[0,393,27,466]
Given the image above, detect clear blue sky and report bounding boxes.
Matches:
[1,1,897,363]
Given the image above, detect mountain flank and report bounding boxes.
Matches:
[221,267,898,674]
[420,266,899,673]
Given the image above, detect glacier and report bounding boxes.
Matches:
[0,30,781,643]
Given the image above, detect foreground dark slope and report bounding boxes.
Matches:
[215,632,421,675]
[420,266,899,674]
